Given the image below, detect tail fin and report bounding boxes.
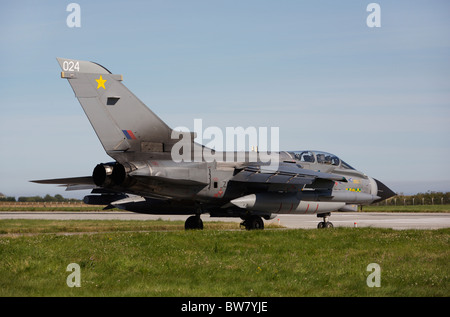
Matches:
[57,57,172,157]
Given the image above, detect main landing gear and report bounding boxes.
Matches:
[241,215,264,230]
[185,214,204,230]
[185,214,265,230]
[317,212,334,229]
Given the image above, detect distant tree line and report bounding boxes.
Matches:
[377,191,450,205]
[0,194,81,203]
[0,195,16,202]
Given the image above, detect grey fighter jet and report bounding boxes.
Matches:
[32,58,396,229]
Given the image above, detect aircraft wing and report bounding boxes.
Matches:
[230,164,346,188]
[31,172,207,195]
[31,176,96,191]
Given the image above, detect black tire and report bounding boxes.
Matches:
[318,221,333,229]
[245,215,264,230]
[185,215,203,230]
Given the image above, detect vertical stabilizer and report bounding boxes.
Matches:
[57,58,172,156]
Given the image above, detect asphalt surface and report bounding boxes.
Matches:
[1,211,449,230]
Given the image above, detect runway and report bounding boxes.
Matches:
[1,211,449,230]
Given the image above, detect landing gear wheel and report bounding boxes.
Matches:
[185,215,203,230]
[241,215,264,230]
[317,212,333,229]
[317,221,334,229]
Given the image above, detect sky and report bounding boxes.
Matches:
[1,0,449,198]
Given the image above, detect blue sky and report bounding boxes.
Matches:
[1,0,449,198]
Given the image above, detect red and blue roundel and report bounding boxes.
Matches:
[122,130,137,140]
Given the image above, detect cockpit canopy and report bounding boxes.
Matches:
[289,150,355,170]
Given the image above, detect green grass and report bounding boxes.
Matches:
[0,220,448,297]
[0,219,243,234]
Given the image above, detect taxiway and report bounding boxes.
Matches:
[1,212,449,230]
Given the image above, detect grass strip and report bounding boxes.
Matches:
[0,220,448,297]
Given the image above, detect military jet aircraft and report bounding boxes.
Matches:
[32,58,396,230]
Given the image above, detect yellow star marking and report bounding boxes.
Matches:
[96,75,107,89]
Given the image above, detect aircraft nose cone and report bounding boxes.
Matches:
[374,179,396,202]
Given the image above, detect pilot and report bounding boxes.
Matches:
[304,155,314,162]
[331,156,339,166]
[317,154,325,163]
